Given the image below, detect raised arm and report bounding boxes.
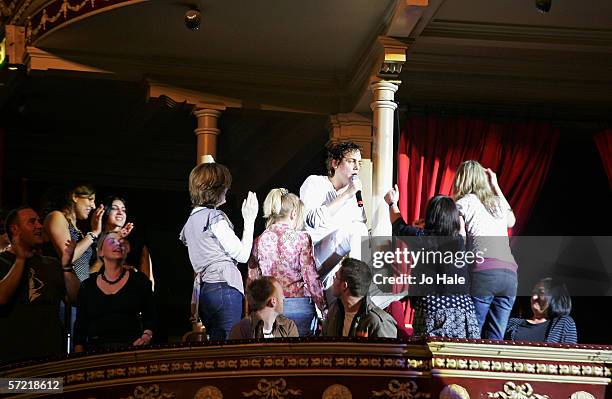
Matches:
[44,211,95,263]
[300,176,361,229]
[0,234,27,305]
[485,168,515,228]
[384,184,403,225]
[210,191,258,263]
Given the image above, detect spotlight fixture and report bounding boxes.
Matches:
[185,7,201,30]
[535,0,552,13]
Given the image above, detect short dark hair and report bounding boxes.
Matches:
[4,206,33,242]
[339,258,372,297]
[535,277,572,318]
[247,276,279,312]
[424,195,461,236]
[326,141,361,177]
[188,163,232,207]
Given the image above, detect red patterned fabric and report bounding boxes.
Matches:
[594,129,612,190]
[248,223,325,312]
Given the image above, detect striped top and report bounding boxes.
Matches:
[505,315,577,344]
[67,222,93,282]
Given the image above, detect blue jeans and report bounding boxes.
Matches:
[471,269,517,340]
[198,282,243,341]
[283,297,317,337]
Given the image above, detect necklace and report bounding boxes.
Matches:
[101,268,126,285]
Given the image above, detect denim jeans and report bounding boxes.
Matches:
[471,269,517,340]
[283,297,317,337]
[198,282,243,341]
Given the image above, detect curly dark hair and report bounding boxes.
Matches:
[326,141,362,177]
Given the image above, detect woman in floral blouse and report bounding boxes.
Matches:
[248,188,325,336]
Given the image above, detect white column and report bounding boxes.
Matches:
[370,81,398,236]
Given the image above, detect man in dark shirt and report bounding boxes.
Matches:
[0,206,80,363]
[322,258,397,338]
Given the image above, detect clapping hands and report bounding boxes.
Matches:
[241,191,259,225]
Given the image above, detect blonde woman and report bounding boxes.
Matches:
[248,188,325,336]
[453,160,517,340]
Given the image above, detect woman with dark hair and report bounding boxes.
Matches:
[505,278,577,343]
[385,186,479,338]
[44,184,104,282]
[74,231,156,352]
[91,196,154,286]
[180,161,258,341]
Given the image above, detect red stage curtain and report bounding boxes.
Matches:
[594,129,612,190]
[397,115,560,235]
[395,115,559,328]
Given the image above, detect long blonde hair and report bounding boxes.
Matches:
[262,188,304,229]
[453,160,500,217]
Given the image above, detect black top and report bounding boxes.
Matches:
[510,319,550,342]
[506,316,577,343]
[74,270,156,349]
[392,219,470,296]
[0,253,65,362]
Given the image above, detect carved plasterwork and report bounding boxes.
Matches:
[242,378,302,398]
[569,392,595,399]
[194,386,223,399]
[376,36,407,81]
[372,380,431,398]
[26,0,139,44]
[322,384,352,399]
[120,384,176,399]
[58,354,428,388]
[433,356,607,377]
[440,384,470,399]
[486,382,548,399]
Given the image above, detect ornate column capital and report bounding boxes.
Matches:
[375,36,407,82]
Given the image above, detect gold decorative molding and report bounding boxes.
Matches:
[148,81,241,110]
[372,380,431,398]
[194,385,223,399]
[120,384,176,399]
[432,356,608,378]
[242,378,301,398]
[25,0,146,44]
[322,384,352,399]
[569,392,595,399]
[376,36,407,81]
[486,382,548,399]
[428,340,612,365]
[440,384,470,399]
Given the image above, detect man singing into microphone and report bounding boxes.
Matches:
[300,141,368,290]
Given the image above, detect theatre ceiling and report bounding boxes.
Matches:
[1,0,612,118]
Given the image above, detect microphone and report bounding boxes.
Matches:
[351,175,363,207]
